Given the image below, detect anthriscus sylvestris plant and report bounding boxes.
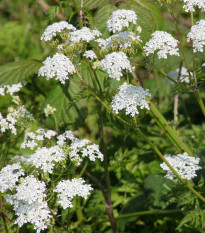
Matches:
[0,1,205,232]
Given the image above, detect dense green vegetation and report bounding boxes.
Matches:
[0,0,205,232]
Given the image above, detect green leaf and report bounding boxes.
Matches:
[42,81,87,129]
[120,0,163,41]
[144,174,174,207]
[94,4,117,36]
[0,60,42,85]
[75,0,110,10]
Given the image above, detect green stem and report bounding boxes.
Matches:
[149,101,193,155]
[116,209,181,220]
[72,0,83,28]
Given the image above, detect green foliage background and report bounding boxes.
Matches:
[0,0,205,232]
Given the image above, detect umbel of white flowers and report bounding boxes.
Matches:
[160,153,201,180]
[144,31,179,59]
[180,0,205,12]
[187,19,205,53]
[112,82,151,117]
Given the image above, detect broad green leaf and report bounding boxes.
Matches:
[120,1,163,41]
[94,4,117,37]
[42,80,87,129]
[75,0,110,10]
[0,60,42,85]
[144,174,174,207]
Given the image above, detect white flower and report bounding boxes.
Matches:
[160,153,201,180]
[21,129,57,150]
[28,146,66,173]
[187,20,205,52]
[70,27,101,43]
[69,138,104,164]
[0,83,23,96]
[107,9,137,33]
[180,0,205,12]
[57,130,75,146]
[6,176,51,233]
[38,53,75,84]
[0,163,24,192]
[6,83,23,95]
[44,104,56,117]
[99,31,141,51]
[0,106,33,135]
[0,86,5,96]
[83,50,97,60]
[95,38,107,50]
[41,21,76,41]
[100,52,132,80]
[112,82,151,117]
[54,178,93,209]
[143,31,179,59]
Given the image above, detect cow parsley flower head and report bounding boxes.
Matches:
[21,129,57,150]
[112,83,151,117]
[83,50,97,60]
[0,163,24,192]
[100,52,132,80]
[38,53,75,84]
[27,146,66,173]
[143,31,180,59]
[160,152,201,180]
[6,175,51,233]
[70,27,101,43]
[41,21,76,41]
[69,138,104,165]
[180,0,205,12]
[187,20,205,53]
[0,83,23,96]
[0,106,34,135]
[107,9,137,33]
[54,178,93,209]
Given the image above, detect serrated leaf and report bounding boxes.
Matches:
[94,4,117,37]
[75,0,110,10]
[0,60,42,85]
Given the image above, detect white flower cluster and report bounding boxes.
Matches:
[54,178,93,209]
[27,146,66,173]
[0,83,23,96]
[0,163,24,192]
[6,175,51,233]
[180,0,205,12]
[100,52,132,80]
[96,31,141,51]
[70,27,101,43]
[160,153,201,180]
[107,9,137,33]
[41,21,76,41]
[112,82,151,117]
[187,20,205,53]
[38,53,76,84]
[144,31,179,59]
[57,130,104,165]
[0,106,34,135]
[21,129,57,150]
[83,50,97,60]
[176,67,192,83]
